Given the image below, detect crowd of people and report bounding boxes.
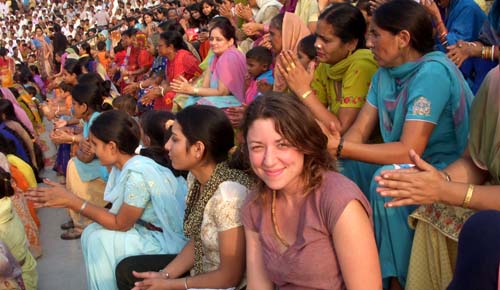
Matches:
[0,0,499,289]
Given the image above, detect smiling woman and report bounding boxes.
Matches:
[240,92,381,290]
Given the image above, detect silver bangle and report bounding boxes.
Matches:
[184,276,188,290]
[158,269,169,279]
[78,200,88,215]
[139,82,144,89]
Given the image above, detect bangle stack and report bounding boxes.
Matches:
[462,184,474,208]
[481,46,496,61]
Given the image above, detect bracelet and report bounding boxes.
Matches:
[184,276,189,290]
[462,184,474,208]
[301,90,312,99]
[159,86,165,96]
[336,136,345,158]
[72,136,76,143]
[491,45,496,61]
[158,269,169,279]
[193,87,199,95]
[139,82,144,89]
[442,170,451,182]
[79,200,89,215]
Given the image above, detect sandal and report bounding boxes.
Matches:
[60,220,74,230]
[60,229,82,240]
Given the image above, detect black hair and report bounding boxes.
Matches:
[25,86,37,97]
[176,105,234,163]
[159,31,188,51]
[318,3,366,50]
[139,110,185,177]
[0,47,7,59]
[0,167,14,198]
[29,64,40,75]
[159,19,186,35]
[97,40,106,51]
[121,27,137,37]
[80,42,92,56]
[112,94,136,116]
[373,0,434,54]
[269,13,284,31]
[246,46,273,66]
[90,110,141,155]
[64,58,83,76]
[77,73,113,111]
[201,0,218,19]
[209,16,236,45]
[58,81,73,92]
[71,83,105,113]
[356,0,372,16]
[298,34,317,60]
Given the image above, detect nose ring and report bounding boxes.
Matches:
[315,44,322,49]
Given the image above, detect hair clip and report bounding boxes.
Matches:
[165,119,175,130]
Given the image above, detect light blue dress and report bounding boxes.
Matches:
[81,155,188,290]
[342,51,472,288]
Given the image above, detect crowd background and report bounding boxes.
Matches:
[0,0,499,289]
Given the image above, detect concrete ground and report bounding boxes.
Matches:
[36,168,87,290]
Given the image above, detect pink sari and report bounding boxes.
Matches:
[0,88,34,135]
[210,46,247,103]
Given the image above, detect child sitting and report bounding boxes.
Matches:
[112,94,137,118]
[244,46,274,104]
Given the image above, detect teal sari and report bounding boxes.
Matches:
[342,51,473,288]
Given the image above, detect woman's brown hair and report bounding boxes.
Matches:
[240,92,336,203]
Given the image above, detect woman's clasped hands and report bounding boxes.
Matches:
[375,149,449,208]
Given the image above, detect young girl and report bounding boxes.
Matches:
[28,110,188,290]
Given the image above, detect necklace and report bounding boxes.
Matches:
[271,190,290,248]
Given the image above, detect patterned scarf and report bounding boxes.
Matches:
[183,162,254,275]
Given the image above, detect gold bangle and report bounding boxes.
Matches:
[193,87,199,95]
[462,184,474,208]
[301,90,312,99]
[72,136,76,143]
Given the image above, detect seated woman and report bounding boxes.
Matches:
[241,92,381,290]
[278,3,378,133]
[0,167,37,290]
[171,17,248,109]
[115,105,253,290]
[0,239,25,290]
[375,64,500,290]
[27,110,188,290]
[325,1,473,288]
[125,31,202,111]
[268,12,310,92]
[49,82,110,240]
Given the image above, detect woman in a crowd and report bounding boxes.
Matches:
[142,11,158,38]
[0,47,15,87]
[375,63,500,290]
[240,92,381,290]
[268,12,310,92]
[116,105,252,290]
[324,1,473,289]
[0,239,25,290]
[0,88,34,136]
[0,99,39,174]
[28,110,188,290]
[31,26,53,79]
[50,82,110,240]
[127,32,202,111]
[201,0,219,20]
[278,3,377,133]
[171,17,247,109]
[0,166,37,290]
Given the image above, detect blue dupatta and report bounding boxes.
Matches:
[373,51,472,157]
[104,155,188,253]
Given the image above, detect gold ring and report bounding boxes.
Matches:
[290,62,296,69]
[286,66,291,72]
[458,44,462,48]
